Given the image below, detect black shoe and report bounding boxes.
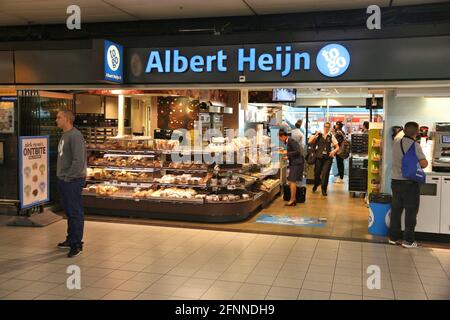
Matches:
[57,240,70,249]
[58,240,83,249]
[68,247,83,258]
[322,190,328,196]
[312,186,318,193]
[284,202,297,207]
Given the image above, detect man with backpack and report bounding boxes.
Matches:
[334,121,347,183]
[389,122,428,249]
[308,122,340,196]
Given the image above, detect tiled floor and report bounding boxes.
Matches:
[0,219,449,300]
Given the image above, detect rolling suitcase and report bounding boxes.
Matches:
[283,185,306,203]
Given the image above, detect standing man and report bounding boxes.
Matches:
[308,122,340,196]
[279,129,304,206]
[389,122,428,248]
[291,119,305,148]
[334,121,346,183]
[56,110,87,258]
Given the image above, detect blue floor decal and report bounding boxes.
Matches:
[255,214,327,227]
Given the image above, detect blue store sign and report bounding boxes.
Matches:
[316,44,351,77]
[104,40,123,83]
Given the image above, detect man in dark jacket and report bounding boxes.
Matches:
[279,129,304,206]
[308,122,340,196]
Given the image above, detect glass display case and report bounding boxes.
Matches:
[83,136,281,222]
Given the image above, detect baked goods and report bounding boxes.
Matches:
[260,179,279,191]
[97,185,119,196]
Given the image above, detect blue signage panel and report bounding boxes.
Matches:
[104,40,123,83]
[316,44,351,77]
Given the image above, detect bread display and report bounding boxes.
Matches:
[97,185,119,196]
[260,179,279,191]
[205,193,250,202]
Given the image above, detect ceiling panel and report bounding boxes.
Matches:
[105,0,252,20]
[246,0,390,15]
[0,0,445,26]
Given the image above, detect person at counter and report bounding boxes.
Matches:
[279,129,304,206]
[291,119,305,147]
[308,122,340,196]
[389,121,428,249]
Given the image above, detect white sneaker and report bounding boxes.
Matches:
[388,239,402,246]
[402,241,420,249]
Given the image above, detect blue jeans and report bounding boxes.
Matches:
[57,177,85,249]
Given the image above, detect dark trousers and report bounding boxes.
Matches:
[336,156,345,179]
[390,179,420,243]
[314,156,333,192]
[57,177,85,249]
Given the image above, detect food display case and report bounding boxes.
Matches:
[83,136,280,222]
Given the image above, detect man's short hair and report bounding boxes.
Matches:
[59,110,75,124]
[278,129,288,137]
[404,121,419,136]
[363,121,369,129]
[295,120,303,128]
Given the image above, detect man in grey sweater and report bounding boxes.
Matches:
[56,110,86,257]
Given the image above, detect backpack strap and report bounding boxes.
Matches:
[400,138,405,155]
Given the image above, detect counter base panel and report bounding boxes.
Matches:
[82,188,280,223]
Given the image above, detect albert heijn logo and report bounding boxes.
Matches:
[316,43,351,77]
[104,40,123,83]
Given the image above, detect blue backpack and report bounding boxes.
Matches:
[400,137,426,184]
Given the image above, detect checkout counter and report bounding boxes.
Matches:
[415,172,450,235]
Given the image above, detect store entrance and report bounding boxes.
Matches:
[7,86,386,241]
[60,86,385,241]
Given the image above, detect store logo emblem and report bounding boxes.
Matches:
[104,40,123,83]
[107,44,121,72]
[316,44,350,77]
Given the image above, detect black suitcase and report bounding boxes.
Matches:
[283,185,306,203]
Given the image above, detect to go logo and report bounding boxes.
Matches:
[107,44,121,72]
[316,44,350,77]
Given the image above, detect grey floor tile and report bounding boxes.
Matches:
[330,293,362,300]
[72,287,111,299]
[21,281,59,294]
[34,294,67,300]
[134,293,170,300]
[2,291,41,300]
[395,290,428,300]
[101,290,139,300]
[267,286,300,299]
[298,289,330,300]
[0,279,33,291]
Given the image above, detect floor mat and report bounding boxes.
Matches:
[255,214,327,227]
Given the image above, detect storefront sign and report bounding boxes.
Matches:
[104,40,123,83]
[143,43,349,78]
[18,136,49,209]
[125,36,450,83]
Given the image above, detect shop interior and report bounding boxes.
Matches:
[2,86,450,242]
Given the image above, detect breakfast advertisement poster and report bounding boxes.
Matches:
[19,136,50,209]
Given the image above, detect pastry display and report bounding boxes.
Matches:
[84,135,277,215]
[260,179,279,191]
[97,185,119,196]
